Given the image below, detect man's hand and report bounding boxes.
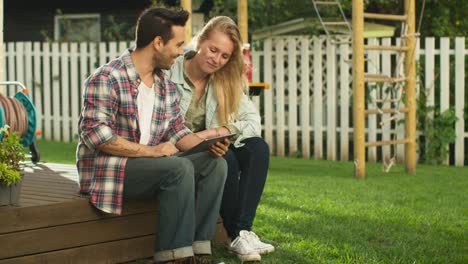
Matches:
[208,138,230,157]
[151,142,179,157]
[97,135,180,158]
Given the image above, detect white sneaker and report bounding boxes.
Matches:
[242,230,275,254]
[226,234,261,262]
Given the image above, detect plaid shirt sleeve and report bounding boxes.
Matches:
[79,70,117,149]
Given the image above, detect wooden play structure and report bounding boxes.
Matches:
[351,0,417,178]
[312,0,418,178]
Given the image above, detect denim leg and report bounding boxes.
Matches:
[123,156,196,262]
[222,137,270,239]
[220,149,241,239]
[184,152,227,254]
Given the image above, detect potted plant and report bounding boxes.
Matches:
[0,125,26,206]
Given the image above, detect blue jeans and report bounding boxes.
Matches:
[221,137,270,239]
[123,152,227,262]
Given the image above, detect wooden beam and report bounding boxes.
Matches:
[181,0,192,44]
[237,0,248,43]
[352,0,365,178]
[364,12,407,21]
[405,0,417,173]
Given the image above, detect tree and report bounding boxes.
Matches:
[209,0,468,38]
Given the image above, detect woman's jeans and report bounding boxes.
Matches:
[123,152,227,262]
[221,137,270,239]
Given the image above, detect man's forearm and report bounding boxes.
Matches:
[175,133,203,152]
[97,135,151,157]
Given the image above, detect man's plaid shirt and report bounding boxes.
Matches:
[76,49,191,215]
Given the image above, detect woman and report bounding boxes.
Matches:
[167,16,274,262]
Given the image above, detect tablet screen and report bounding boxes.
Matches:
[177,133,236,157]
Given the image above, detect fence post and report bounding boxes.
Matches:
[313,37,324,160]
[301,37,311,159]
[275,39,285,157]
[287,38,298,156]
[455,37,465,166]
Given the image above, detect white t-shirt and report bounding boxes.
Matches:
[136,82,155,145]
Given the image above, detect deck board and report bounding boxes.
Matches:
[0,162,228,263]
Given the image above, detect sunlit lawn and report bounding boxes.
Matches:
[35,140,467,263]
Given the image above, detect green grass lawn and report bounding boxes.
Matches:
[34,140,467,263]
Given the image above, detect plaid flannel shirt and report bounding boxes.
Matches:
[76,49,191,215]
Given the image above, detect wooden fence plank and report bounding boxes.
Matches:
[70,43,79,139]
[395,38,405,161]
[51,43,61,141]
[366,38,378,162]
[7,42,15,95]
[440,37,450,165]
[339,42,350,160]
[275,39,285,156]
[263,39,273,152]
[16,42,25,88]
[251,48,260,108]
[33,42,43,136]
[79,42,88,114]
[300,37,311,159]
[287,38,298,156]
[24,42,33,100]
[313,37,323,159]
[381,38,392,160]
[42,42,52,140]
[60,42,70,142]
[326,40,337,160]
[454,37,465,166]
[99,42,107,66]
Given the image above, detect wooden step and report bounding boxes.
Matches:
[364,12,407,21]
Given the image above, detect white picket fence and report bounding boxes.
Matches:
[2,37,466,166]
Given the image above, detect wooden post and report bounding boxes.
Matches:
[181,0,192,44]
[237,0,248,44]
[352,0,365,178]
[404,0,417,173]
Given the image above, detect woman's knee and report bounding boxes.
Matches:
[243,137,270,158]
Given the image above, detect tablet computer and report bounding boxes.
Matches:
[177,133,236,157]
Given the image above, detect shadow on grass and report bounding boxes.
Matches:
[256,196,466,263]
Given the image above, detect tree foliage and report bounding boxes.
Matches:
[209,0,468,39]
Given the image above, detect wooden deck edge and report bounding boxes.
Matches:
[0,212,157,259]
[0,235,154,264]
[0,198,158,234]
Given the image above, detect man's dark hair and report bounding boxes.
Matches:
[135,7,189,49]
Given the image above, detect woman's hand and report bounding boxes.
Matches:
[208,138,230,157]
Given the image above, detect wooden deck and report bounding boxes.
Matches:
[0,163,227,264]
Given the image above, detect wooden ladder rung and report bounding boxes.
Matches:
[365,74,407,83]
[323,21,350,26]
[365,108,408,115]
[364,12,407,21]
[314,1,340,5]
[372,98,401,103]
[365,139,408,147]
[365,45,409,52]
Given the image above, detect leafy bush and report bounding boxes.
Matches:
[0,126,25,186]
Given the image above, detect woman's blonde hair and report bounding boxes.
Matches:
[194,16,247,126]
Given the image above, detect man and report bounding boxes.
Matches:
[76,7,227,264]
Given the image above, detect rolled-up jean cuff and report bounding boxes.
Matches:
[193,240,211,255]
[153,246,193,262]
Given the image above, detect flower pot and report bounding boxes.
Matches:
[0,173,23,206]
